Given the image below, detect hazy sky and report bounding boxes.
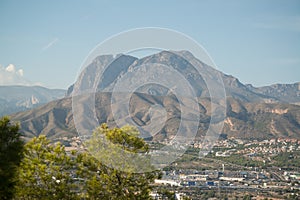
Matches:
[0,0,299,89]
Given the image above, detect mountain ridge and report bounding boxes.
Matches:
[9,50,300,141]
[0,85,66,116]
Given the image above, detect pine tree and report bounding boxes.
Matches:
[85,124,160,199]
[15,136,78,199]
[0,117,24,200]
[15,124,159,199]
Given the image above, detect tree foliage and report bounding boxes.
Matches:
[15,135,78,199]
[15,124,159,199]
[0,116,24,200]
[85,124,159,199]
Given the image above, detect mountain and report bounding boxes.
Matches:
[66,51,273,102]
[246,82,300,104]
[224,97,300,139]
[10,51,300,141]
[12,93,300,141]
[0,85,65,116]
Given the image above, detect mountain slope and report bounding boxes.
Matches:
[224,97,300,139]
[11,93,300,141]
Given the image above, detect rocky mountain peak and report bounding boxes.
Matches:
[9,50,300,141]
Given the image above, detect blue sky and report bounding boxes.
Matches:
[0,0,299,89]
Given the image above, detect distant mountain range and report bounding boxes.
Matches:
[246,83,300,104]
[0,86,65,116]
[10,51,300,140]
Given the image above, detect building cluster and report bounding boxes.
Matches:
[54,135,300,199]
[156,168,300,194]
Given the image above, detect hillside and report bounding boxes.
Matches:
[11,93,300,141]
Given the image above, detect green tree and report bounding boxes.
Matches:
[157,188,175,199]
[85,124,160,199]
[0,116,24,200]
[243,194,252,200]
[15,136,79,200]
[15,124,159,200]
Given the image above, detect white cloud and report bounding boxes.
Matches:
[0,64,33,86]
[6,64,16,73]
[16,69,24,76]
[42,38,59,51]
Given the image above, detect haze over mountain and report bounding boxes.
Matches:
[0,86,66,116]
[10,51,300,141]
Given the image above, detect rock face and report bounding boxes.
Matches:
[10,51,300,140]
[0,86,65,116]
